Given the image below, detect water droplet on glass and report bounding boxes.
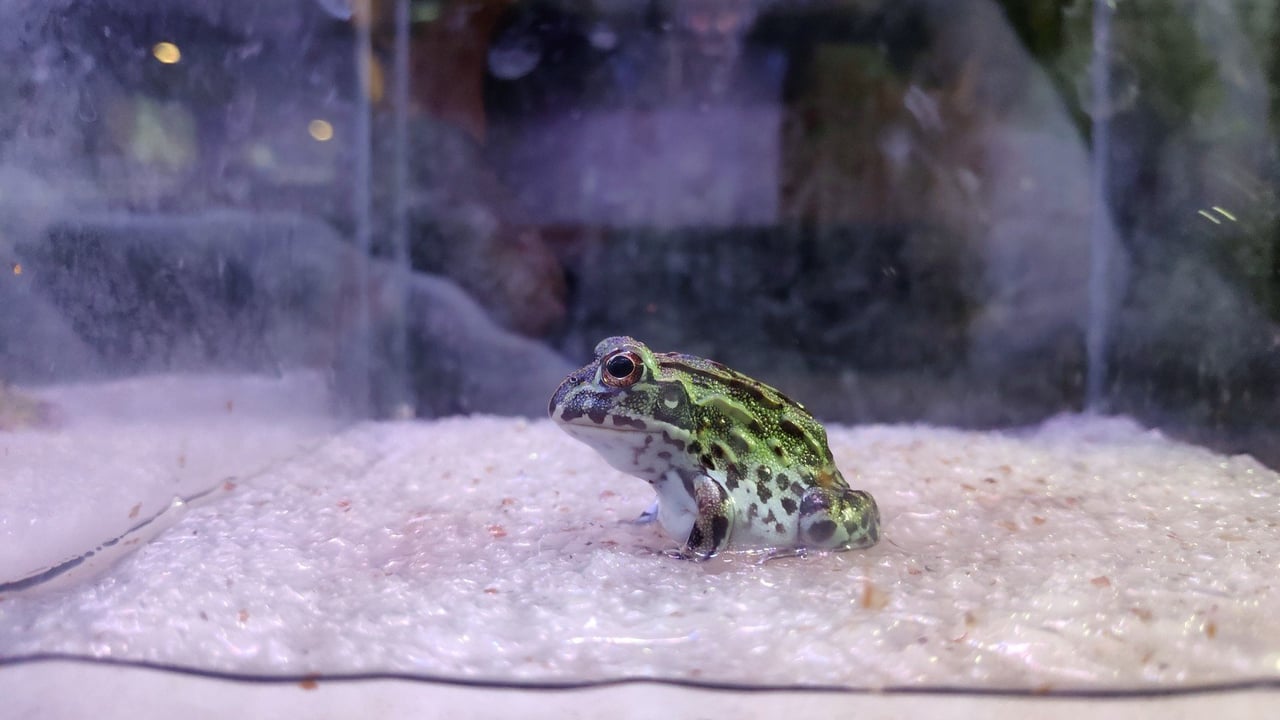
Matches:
[488,32,543,80]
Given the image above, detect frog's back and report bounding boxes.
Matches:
[653,350,846,488]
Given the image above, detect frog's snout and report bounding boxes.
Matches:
[548,365,592,420]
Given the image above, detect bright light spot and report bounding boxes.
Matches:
[11,263,21,276]
[1212,206,1237,222]
[152,42,181,64]
[308,119,334,142]
[1197,209,1222,224]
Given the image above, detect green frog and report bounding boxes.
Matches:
[549,336,880,559]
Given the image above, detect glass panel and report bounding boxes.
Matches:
[1,0,1277,707]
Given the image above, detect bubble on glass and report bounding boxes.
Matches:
[488,31,543,80]
[588,22,618,51]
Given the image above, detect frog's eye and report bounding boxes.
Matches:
[601,350,643,387]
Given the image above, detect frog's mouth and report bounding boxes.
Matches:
[552,411,664,435]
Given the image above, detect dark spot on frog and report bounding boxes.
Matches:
[660,383,684,407]
[799,492,828,516]
[630,434,655,465]
[790,481,805,496]
[764,509,778,525]
[774,472,789,491]
[772,444,785,460]
[775,522,786,535]
[725,463,742,490]
[727,433,750,457]
[808,520,837,543]
[747,419,764,436]
[556,401,586,423]
[757,483,773,503]
[781,497,798,515]
[778,418,806,441]
[682,475,696,498]
[699,453,715,470]
[586,405,608,425]
[612,415,647,430]
[756,466,772,484]
[747,503,759,518]
[711,443,727,460]
[711,515,730,546]
[657,450,672,461]
[687,440,702,455]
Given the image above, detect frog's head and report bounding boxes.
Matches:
[550,336,698,477]
[548,336,666,430]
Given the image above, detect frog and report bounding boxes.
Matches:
[548,336,880,559]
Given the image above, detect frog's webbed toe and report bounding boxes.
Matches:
[798,487,880,550]
[680,475,734,560]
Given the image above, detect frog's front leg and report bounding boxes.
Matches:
[631,499,660,525]
[798,487,880,550]
[681,474,735,560]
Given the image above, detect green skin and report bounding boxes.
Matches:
[549,336,880,559]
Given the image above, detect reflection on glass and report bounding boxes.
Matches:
[0,0,1276,712]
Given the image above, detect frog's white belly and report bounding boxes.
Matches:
[561,419,796,549]
[651,468,795,549]
[653,471,697,542]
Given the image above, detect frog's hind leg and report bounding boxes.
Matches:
[798,487,880,550]
[680,475,735,560]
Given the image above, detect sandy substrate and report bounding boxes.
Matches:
[1,404,1277,690]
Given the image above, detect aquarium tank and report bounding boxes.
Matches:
[1,0,1278,717]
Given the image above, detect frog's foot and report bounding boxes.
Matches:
[679,474,735,560]
[760,546,809,564]
[798,487,880,550]
[629,499,660,525]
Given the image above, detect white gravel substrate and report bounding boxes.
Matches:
[1,412,1277,690]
